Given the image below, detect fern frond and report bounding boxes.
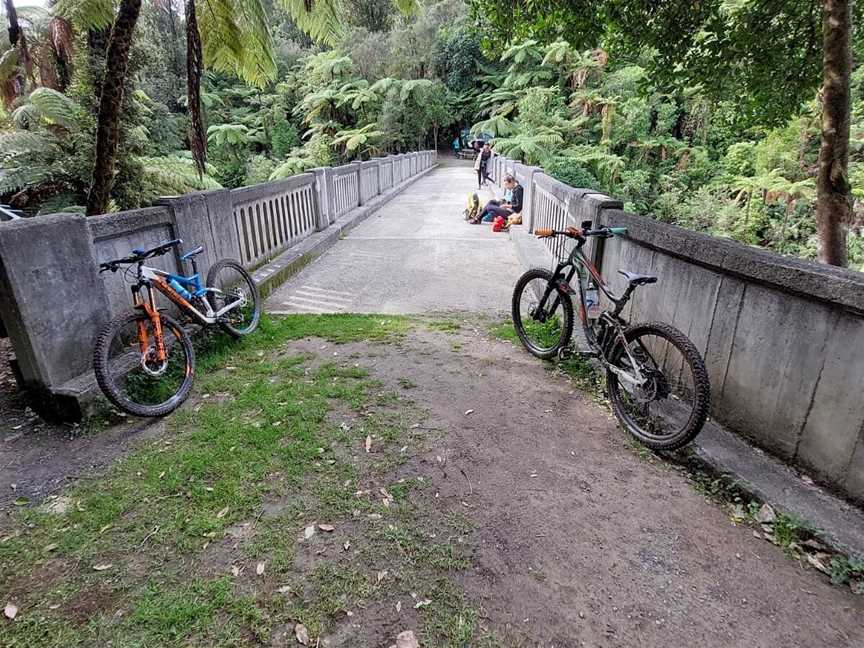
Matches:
[198,0,277,88]
[138,155,222,198]
[276,0,344,47]
[53,0,115,30]
[28,87,78,129]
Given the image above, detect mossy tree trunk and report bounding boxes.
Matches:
[86,0,143,216]
[816,0,853,266]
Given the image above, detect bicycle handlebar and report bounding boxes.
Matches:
[99,239,183,273]
[535,226,627,240]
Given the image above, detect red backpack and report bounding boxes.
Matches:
[492,215,507,232]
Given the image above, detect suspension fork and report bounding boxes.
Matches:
[132,284,167,362]
[536,263,576,319]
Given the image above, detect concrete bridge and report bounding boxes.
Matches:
[1,151,864,510]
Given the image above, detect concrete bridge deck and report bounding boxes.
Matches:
[266,162,520,315]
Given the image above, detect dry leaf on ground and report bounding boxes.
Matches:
[92,563,112,571]
[318,524,335,532]
[4,603,17,620]
[365,435,372,452]
[396,630,419,648]
[256,561,266,576]
[304,525,316,539]
[295,622,309,645]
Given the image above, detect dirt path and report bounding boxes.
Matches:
[349,322,863,647]
[2,318,862,647]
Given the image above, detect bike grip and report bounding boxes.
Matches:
[535,228,554,238]
[609,227,628,236]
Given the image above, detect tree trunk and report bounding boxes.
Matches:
[186,0,206,177]
[3,0,32,90]
[816,0,852,266]
[86,0,143,216]
[4,0,20,46]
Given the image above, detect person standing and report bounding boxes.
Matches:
[474,143,493,189]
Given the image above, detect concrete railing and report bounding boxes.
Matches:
[0,151,437,419]
[493,154,864,503]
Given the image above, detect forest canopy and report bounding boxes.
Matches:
[1,0,863,269]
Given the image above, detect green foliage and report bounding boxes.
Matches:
[465,34,863,268]
[545,158,601,190]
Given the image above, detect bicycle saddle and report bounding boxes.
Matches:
[180,245,204,261]
[618,270,657,286]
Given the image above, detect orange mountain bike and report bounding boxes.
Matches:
[94,239,260,417]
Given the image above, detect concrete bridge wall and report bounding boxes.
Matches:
[493,155,864,503]
[0,152,436,419]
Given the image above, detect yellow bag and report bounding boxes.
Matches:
[508,213,522,225]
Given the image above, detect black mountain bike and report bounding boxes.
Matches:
[511,222,710,450]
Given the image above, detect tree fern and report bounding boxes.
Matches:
[53,0,115,31]
[138,154,222,198]
[198,0,277,88]
[27,87,76,128]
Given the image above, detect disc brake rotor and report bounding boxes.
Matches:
[140,347,168,377]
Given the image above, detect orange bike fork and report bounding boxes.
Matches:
[133,286,168,362]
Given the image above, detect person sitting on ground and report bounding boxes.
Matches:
[470,174,523,224]
[473,143,493,188]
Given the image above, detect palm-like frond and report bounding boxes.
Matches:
[333,124,382,152]
[493,129,564,165]
[28,87,76,128]
[269,155,318,180]
[501,39,542,65]
[53,0,115,30]
[206,123,250,146]
[198,0,277,88]
[277,0,344,47]
[470,115,517,138]
[139,154,222,197]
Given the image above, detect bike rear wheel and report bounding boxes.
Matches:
[606,322,710,451]
[206,259,260,337]
[93,311,195,417]
[511,268,574,359]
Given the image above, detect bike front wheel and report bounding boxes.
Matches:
[206,259,260,338]
[606,322,710,451]
[93,311,196,417]
[511,268,574,359]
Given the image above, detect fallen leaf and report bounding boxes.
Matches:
[277,585,291,594]
[231,565,240,577]
[4,603,17,620]
[343,540,351,551]
[318,524,335,532]
[395,600,402,612]
[295,622,309,645]
[414,598,431,609]
[256,561,266,576]
[464,409,474,416]
[43,543,58,553]
[217,506,230,519]
[365,435,372,453]
[12,497,29,507]
[377,570,388,583]
[99,524,112,534]
[396,630,419,648]
[93,564,112,572]
[304,525,316,539]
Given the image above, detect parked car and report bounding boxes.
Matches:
[0,205,24,222]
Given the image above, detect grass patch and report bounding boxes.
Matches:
[0,313,410,647]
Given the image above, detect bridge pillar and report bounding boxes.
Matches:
[312,167,333,230]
